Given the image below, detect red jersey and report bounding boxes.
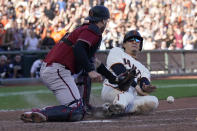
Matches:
[44,23,102,74]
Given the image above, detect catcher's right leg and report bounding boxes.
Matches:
[21,99,85,123]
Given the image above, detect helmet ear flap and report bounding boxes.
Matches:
[89,10,93,17]
[139,41,143,51]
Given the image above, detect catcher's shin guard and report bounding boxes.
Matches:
[76,73,92,114]
[82,75,93,114]
[40,99,85,122]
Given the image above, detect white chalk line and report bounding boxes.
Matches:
[77,110,197,127]
[78,120,116,123]
[0,90,51,97]
[77,117,197,126]
[0,82,197,97]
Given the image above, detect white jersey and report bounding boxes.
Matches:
[104,47,150,86]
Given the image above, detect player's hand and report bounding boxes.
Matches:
[135,85,149,96]
[141,83,157,93]
[88,71,102,82]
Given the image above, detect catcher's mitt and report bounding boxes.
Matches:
[116,68,137,91]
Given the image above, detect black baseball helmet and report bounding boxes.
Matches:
[123,30,143,51]
[85,5,110,22]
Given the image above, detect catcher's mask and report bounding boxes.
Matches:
[85,5,110,22]
[123,30,143,51]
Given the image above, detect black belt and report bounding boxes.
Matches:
[46,63,70,70]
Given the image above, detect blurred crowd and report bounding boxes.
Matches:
[101,0,197,50]
[0,0,197,51]
[0,54,43,79]
[0,0,197,78]
[0,54,23,78]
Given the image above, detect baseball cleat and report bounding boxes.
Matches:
[135,102,155,114]
[108,104,125,115]
[101,103,125,117]
[20,112,33,122]
[21,112,47,123]
[102,103,110,111]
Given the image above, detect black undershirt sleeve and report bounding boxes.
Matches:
[139,77,150,91]
[111,63,127,76]
[73,40,95,72]
[96,63,117,83]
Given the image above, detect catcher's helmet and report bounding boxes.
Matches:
[123,30,143,51]
[85,5,110,22]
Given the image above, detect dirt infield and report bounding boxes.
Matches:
[0,97,197,131]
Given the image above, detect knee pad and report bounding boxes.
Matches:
[40,99,85,122]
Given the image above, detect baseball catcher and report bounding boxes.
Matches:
[20,5,124,122]
[101,30,159,116]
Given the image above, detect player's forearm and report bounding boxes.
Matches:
[96,63,117,84]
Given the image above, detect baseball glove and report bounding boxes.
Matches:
[116,68,136,91]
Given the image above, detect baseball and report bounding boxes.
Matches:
[167,96,174,103]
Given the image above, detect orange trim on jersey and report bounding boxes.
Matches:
[109,62,124,70]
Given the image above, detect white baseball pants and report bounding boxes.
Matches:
[101,84,159,113]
